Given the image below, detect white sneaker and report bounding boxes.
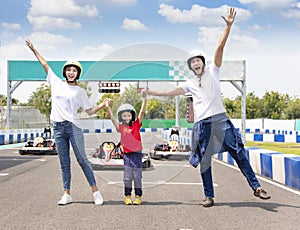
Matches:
[93,191,103,205]
[57,194,72,205]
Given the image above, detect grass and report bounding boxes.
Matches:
[245,141,300,156]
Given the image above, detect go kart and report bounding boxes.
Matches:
[150,129,191,160]
[88,141,152,170]
[19,137,57,155]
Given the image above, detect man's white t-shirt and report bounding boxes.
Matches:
[181,62,226,122]
[47,68,92,128]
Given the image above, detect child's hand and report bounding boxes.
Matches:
[25,39,35,51]
[104,98,112,107]
[141,89,148,98]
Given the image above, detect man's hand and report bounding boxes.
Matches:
[221,7,236,26]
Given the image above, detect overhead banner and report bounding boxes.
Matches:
[8,60,245,81]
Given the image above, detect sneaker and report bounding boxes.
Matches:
[133,195,142,205]
[93,191,104,205]
[202,197,214,208]
[254,188,271,200]
[57,194,72,205]
[124,195,133,205]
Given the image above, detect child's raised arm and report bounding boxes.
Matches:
[138,94,147,122]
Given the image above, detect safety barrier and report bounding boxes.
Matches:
[156,128,300,191]
[1,127,299,191]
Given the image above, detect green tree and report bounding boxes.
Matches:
[0,94,19,106]
[223,97,241,118]
[261,91,289,119]
[246,92,261,118]
[28,83,51,123]
[97,93,120,119]
[146,98,164,119]
[284,97,300,119]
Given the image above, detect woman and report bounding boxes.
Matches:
[26,39,107,205]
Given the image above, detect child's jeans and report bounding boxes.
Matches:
[123,151,143,196]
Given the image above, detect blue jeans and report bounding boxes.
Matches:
[123,152,143,197]
[193,114,261,198]
[52,120,96,190]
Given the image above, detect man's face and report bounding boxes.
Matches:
[190,57,204,75]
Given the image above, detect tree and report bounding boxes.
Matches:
[28,83,51,123]
[97,93,120,119]
[0,94,19,106]
[146,98,164,119]
[284,97,300,119]
[261,91,289,119]
[246,92,261,119]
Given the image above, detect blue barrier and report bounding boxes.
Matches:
[254,134,263,141]
[274,134,284,142]
[284,156,300,190]
[0,134,4,145]
[17,133,21,143]
[260,152,281,178]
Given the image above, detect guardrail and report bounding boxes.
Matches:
[1,127,299,191]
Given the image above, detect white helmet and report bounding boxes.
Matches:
[117,104,136,124]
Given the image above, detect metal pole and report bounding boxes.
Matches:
[241,60,247,143]
[175,81,180,128]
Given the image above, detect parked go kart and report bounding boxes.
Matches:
[150,129,191,160]
[88,141,152,170]
[19,136,57,155]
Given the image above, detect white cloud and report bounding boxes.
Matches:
[27,15,82,30]
[80,44,115,60]
[28,32,72,45]
[107,0,137,5]
[1,23,21,30]
[121,18,148,31]
[28,0,99,18]
[251,24,262,30]
[27,0,99,31]
[158,4,251,25]
[239,0,295,8]
[282,9,300,19]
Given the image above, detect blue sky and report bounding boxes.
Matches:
[1,0,300,103]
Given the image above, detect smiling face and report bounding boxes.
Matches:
[65,66,79,83]
[121,111,132,124]
[190,57,204,76]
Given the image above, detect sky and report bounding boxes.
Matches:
[0,0,300,103]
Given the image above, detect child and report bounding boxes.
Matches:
[106,95,147,205]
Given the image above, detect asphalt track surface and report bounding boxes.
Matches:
[0,132,299,230]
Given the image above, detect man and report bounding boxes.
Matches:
[142,8,270,207]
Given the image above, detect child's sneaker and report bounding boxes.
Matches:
[57,194,72,205]
[93,191,104,205]
[124,195,132,205]
[133,195,142,205]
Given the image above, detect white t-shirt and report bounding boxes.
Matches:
[181,62,226,122]
[47,68,92,128]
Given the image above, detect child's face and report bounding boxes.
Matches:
[121,111,132,124]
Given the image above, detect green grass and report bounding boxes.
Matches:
[245,141,300,156]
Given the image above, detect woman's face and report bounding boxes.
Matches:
[190,58,204,76]
[121,111,132,124]
[65,66,78,82]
